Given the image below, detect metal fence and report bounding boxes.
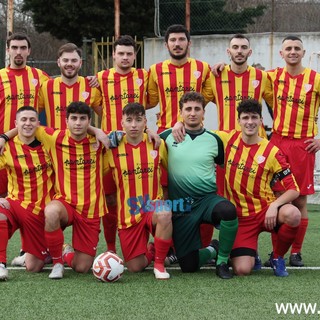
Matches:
[155,0,320,37]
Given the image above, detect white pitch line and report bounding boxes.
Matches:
[7,266,320,271]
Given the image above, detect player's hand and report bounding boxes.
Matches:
[87,75,99,88]
[264,203,278,230]
[304,138,320,153]
[0,198,10,209]
[211,62,227,77]
[146,128,161,149]
[172,121,186,143]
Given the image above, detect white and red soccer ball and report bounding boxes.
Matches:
[92,251,124,283]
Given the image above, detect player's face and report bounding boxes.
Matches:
[7,40,31,69]
[113,45,136,72]
[58,51,82,79]
[66,113,90,140]
[227,38,252,66]
[166,33,190,60]
[121,113,146,140]
[238,112,262,137]
[280,40,305,66]
[180,101,205,130]
[15,110,39,139]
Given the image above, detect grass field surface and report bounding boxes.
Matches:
[2,204,319,320]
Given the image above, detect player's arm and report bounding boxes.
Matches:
[304,138,320,154]
[202,67,215,104]
[211,61,227,77]
[145,127,161,149]
[87,126,110,149]
[0,128,18,154]
[146,68,159,109]
[171,121,186,143]
[87,75,99,88]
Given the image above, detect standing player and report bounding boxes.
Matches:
[105,103,172,279]
[38,101,107,279]
[0,107,55,280]
[96,35,149,254]
[147,24,214,247]
[217,99,300,277]
[0,32,50,266]
[38,43,101,129]
[265,35,320,266]
[161,92,238,279]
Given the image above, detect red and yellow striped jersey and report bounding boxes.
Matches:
[37,126,107,219]
[0,136,55,215]
[97,68,148,131]
[39,76,102,129]
[105,134,167,229]
[217,130,299,217]
[267,67,320,138]
[0,66,50,132]
[148,58,213,131]
[211,65,272,135]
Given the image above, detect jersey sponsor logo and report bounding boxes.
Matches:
[160,72,172,75]
[277,95,305,105]
[55,106,67,113]
[82,91,89,100]
[224,93,253,102]
[24,162,52,176]
[150,150,158,159]
[304,84,312,93]
[6,92,35,102]
[64,157,96,167]
[256,155,266,164]
[135,78,143,87]
[227,159,257,176]
[16,154,27,159]
[165,85,195,94]
[104,80,115,84]
[31,79,38,86]
[193,71,201,79]
[110,92,139,101]
[277,80,286,84]
[220,80,231,84]
[122,165,154,177]
[1,80,12,84]
[51,91,62,95]
[116,153,128,157]
[252,80,260,89]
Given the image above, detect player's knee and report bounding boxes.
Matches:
[73,263,91,274]
[232,264,251,276]
[155,209,172,226]
[179,251,199,273]
[286,206,301,227]
[212,201,237,223]
[0,213,8,221]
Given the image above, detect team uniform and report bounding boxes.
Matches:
[105,133,167,261]
[0,66,49,194]
[148,58,214,133]
[217,130,299,256]
[37,126,107,256]
[161,128,238,262]
[210,65,273,196]
[0,136,55,262]
[38,76,102,129]
[267,67,320,195]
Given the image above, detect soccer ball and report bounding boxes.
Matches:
[92,251,124,283]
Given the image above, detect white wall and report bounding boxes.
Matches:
[144,32,320,132]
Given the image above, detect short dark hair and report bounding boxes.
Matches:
[114,35,137,52]
[16,106,38,118]
[7,32,31,49]
[282,35,302,43]
[179,92,206,110]
[164,24,190,43]
[58,43,82,58]
[229,33,250,46]
[237,99,262,118]
[66,101,91,119]
[122,103,145,117]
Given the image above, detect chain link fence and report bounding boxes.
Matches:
[155,0,320,37]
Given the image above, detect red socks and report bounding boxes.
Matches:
[0,220,8,263]
[154,237,172,272]
[102,205,117,253]
[273,224,299,259]
[291,218,308,254]
[45,229,64,264]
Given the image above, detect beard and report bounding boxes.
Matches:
[168,47,189,60]
[230,55,248,66]
[61,67,79,79]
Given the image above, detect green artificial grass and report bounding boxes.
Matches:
[2,205,319,320]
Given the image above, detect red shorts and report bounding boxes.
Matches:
[118,212,155,262]
[270,133,315,195]
[103,171,117,195]
[58,199,101,257]
[1,199,49,261]
[0,168,8,195]
[231,210,273,254]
